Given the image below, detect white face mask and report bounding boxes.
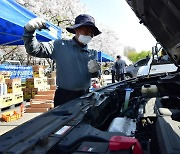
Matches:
[78,35,92,45]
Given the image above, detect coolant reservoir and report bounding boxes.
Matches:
[141,84,158,97]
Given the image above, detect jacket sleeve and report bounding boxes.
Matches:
[23,28,54,59]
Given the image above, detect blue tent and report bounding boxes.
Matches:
[0,0,61,45]
[98,51,114,62]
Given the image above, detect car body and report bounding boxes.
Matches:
[103,57,149,78]
[137,55,178,76]
[0,0,180,154]
[125,57,149,78]
[102,67,111,75]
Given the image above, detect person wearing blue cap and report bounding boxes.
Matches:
[23,14,101,107]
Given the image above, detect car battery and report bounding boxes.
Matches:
[73,141,131,154]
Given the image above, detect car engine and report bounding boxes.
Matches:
[73,72,180,154]
[0,72,179,154]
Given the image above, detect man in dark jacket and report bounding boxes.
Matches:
[114,55,127,81]
[23,14,101,107]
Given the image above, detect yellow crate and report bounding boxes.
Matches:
[47,78,56,85]
[44,85,50,91]
[13,91,23,104]
[33,65,45,71]
[6,78,22,93]
[7,86,22,93]
[31,88,38,99]
[42,77,48,85]
[26,78,42,88]
[0,71,11,79]
[0,96,3,107]
[33,66,45,78]
[22,88,32,100]
[2,111,21,122]
[33,71,44,78]
[5,78,21,84]
[0,94,13,107]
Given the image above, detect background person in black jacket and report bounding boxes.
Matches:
[114,55,127,81]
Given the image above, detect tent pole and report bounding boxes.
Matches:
[101,52,102,75]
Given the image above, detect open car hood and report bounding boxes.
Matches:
[126,0,180,65]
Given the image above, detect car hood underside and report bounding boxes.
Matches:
[127,0,180,65]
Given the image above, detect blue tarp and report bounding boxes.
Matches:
[98,51,114,62]
[0,0,61,45]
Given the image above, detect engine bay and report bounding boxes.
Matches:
[72,73,180,154]
[1,72,179,154]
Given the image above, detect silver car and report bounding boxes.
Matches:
[125,57,150,78]
[103,57,149,79]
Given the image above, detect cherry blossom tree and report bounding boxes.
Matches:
[1,0,123,65]
[89,25,122,58]
[16,0,87,38]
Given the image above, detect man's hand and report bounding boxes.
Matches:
[25,18,46,32]
[88,60,100,73]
